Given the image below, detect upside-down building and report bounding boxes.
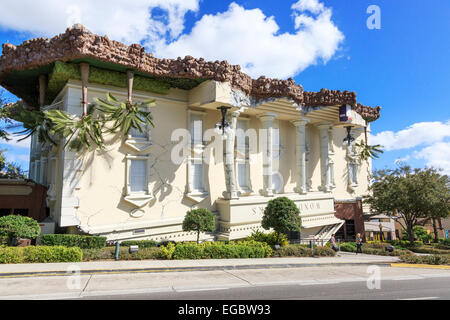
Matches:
[0,25,381,243]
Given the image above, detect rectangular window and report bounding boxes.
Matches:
[190,113,203,146]
[0,209,12,217]
[186,111,208,199]
[129,159,147,193]
[191,161,203,191]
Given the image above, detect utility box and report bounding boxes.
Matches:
[39,222,56,235]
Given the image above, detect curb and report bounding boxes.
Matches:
[391,263,450,270]
[0,262,393,278]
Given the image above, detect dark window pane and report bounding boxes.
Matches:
[13,209,29,216]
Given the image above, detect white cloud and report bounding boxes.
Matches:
[153,1,344,78]
[0,0,343,79]
[292,0,325,14]
[414,142,450,175]
[0,0,199,44]
[371,120,450,151]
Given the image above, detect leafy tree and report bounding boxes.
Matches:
[402,226,432,243]
[0,215,41,245]
[424,171,450,242]
[364,166,450,244]
[182,208,215,244]
[261,197,301,245]
[0,150,26,179]
[0,89,11,141]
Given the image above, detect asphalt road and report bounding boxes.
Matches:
[1,265,449,300]
[77,276,450,300]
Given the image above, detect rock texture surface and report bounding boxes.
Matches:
[0,24,380,121]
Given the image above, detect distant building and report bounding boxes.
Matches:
[0,25,381,243]
[364,214,396,241]
[0,179,48,221]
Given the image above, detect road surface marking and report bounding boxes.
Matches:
[399,297,439,300]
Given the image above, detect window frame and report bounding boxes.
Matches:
[124,154,154,208]
[185,110,209,202]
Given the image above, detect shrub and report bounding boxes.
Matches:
[407,245,450,255]
[247,230,289,247]
[182,208,216,244]
[261,197,301,245]
[400,254,450,265]
[157,242,176,260]
[438,238,450,248]
[120,240,158,248]
[270,244,335,257]
[0,215,40,244]
[40,234,106,249]
[82,247,161,261]
[0,246,82,263]
[339,242,357,252]
[171,241,272,260]
[314,246,336,257]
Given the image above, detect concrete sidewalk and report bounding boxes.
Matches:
[0,252,399,278]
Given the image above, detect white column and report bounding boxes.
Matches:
[318,123,333,192]
[223,110,240,200]
[39,156,47,185]
[291,119,309,194]
[258,113,277,197]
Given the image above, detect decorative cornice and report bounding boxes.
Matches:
[0,24,380,122]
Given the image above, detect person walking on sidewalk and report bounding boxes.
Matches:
[355,233,363,254]
[330,234,338,252]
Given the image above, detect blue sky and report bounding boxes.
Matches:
[1,0,449,173]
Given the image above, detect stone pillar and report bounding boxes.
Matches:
[126,70,134,103]
[291,119,309,194]
[258,113,277,197]
[318,123,333,192]
[223,110,240,200]
[39,75,47,109]
[39,156,47,185]
[80,63,90,116]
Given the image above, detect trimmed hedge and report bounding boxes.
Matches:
[0,246,83,264]
[399,254,450,265]
[171,241,272,260]
[270,245,335,257]
[339,242,412,256]
[40,234,107,249]
[120,240,158,248]
[82,247,161,261]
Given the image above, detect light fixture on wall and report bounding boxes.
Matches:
[343,126,355,146]
[214,106,233,140]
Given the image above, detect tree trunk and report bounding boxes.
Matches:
[432,218,439,243]
[407,224,415,245]
[197,230,200,244]
[275,232,280,246]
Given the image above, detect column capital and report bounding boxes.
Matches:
[230,110,241,118]
[257,112,278,123]
[291,118,310,127]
